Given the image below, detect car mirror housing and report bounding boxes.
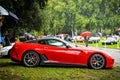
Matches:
[66,44,71,48]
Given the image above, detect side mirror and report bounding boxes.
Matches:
[65,44,69,48]
[66,44,71,48]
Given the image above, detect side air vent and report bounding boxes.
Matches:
[41,54,48,61]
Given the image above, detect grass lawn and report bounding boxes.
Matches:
[0,58,120,80]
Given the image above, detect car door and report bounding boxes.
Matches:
[42,39,79,64]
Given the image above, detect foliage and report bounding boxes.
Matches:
[0,0,48,35]
[41,0,120,35]
[0,0,120,36]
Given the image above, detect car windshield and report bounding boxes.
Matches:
[59,38,76,48]
[38,37,77,48]
[67,42,77,48]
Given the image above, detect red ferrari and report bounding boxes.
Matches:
[10,37,114,69]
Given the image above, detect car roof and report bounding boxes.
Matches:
[24,37,62,43]
[40,37,60,40]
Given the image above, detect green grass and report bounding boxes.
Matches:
[0,58,120,80]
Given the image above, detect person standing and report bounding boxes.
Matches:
[0,6,8,27]
[84,36,89,47]
[0,6,9,26]
[0,6,8,52]
[0,15,4,27]
[64,34,70,42]
[0,15,4,52]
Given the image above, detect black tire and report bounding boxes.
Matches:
[88,54,106,69]
[22,51,40,67]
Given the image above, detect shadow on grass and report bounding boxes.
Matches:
[0,60,88,69]
[0,56,22,67]
[40,64,114,70]
[40,63,88,69]
[0,62,22,67]
[0,56,88,68]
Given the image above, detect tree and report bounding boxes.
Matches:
[0,0,48,34]
[1,0,120,36]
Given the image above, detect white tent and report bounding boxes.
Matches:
[0,6,8,16]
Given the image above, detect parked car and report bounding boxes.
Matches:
[71,36,84,42]
[88,36,100,43]
[0,43,15,57]
[0,39,36,57]
[10,37,114,69]
[102,37,118,45]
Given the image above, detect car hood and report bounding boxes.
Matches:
[75,46,100,51]
[73,45,112,57]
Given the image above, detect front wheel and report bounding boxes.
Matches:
[89,54,106,69]
[22,51,40,67]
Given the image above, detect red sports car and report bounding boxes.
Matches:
[10,37,114,69]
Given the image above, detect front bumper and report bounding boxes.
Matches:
[106,58,114,68]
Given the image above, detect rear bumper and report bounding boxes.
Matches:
[10,49,20,62]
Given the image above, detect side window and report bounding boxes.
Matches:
[46,39,66,48]
[38,40,46,45]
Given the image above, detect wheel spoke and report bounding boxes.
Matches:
[23,51,40,67]
[90,54,105,69]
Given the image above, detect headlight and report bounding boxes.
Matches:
[105,52,112,57]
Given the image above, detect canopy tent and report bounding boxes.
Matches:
[8,11,19,22]
[0,6,8,16]
[0,6,19,43]
[0,6,19,23]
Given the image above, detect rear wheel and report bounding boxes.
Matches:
[22,51,40,67]
[89,54,106,69]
